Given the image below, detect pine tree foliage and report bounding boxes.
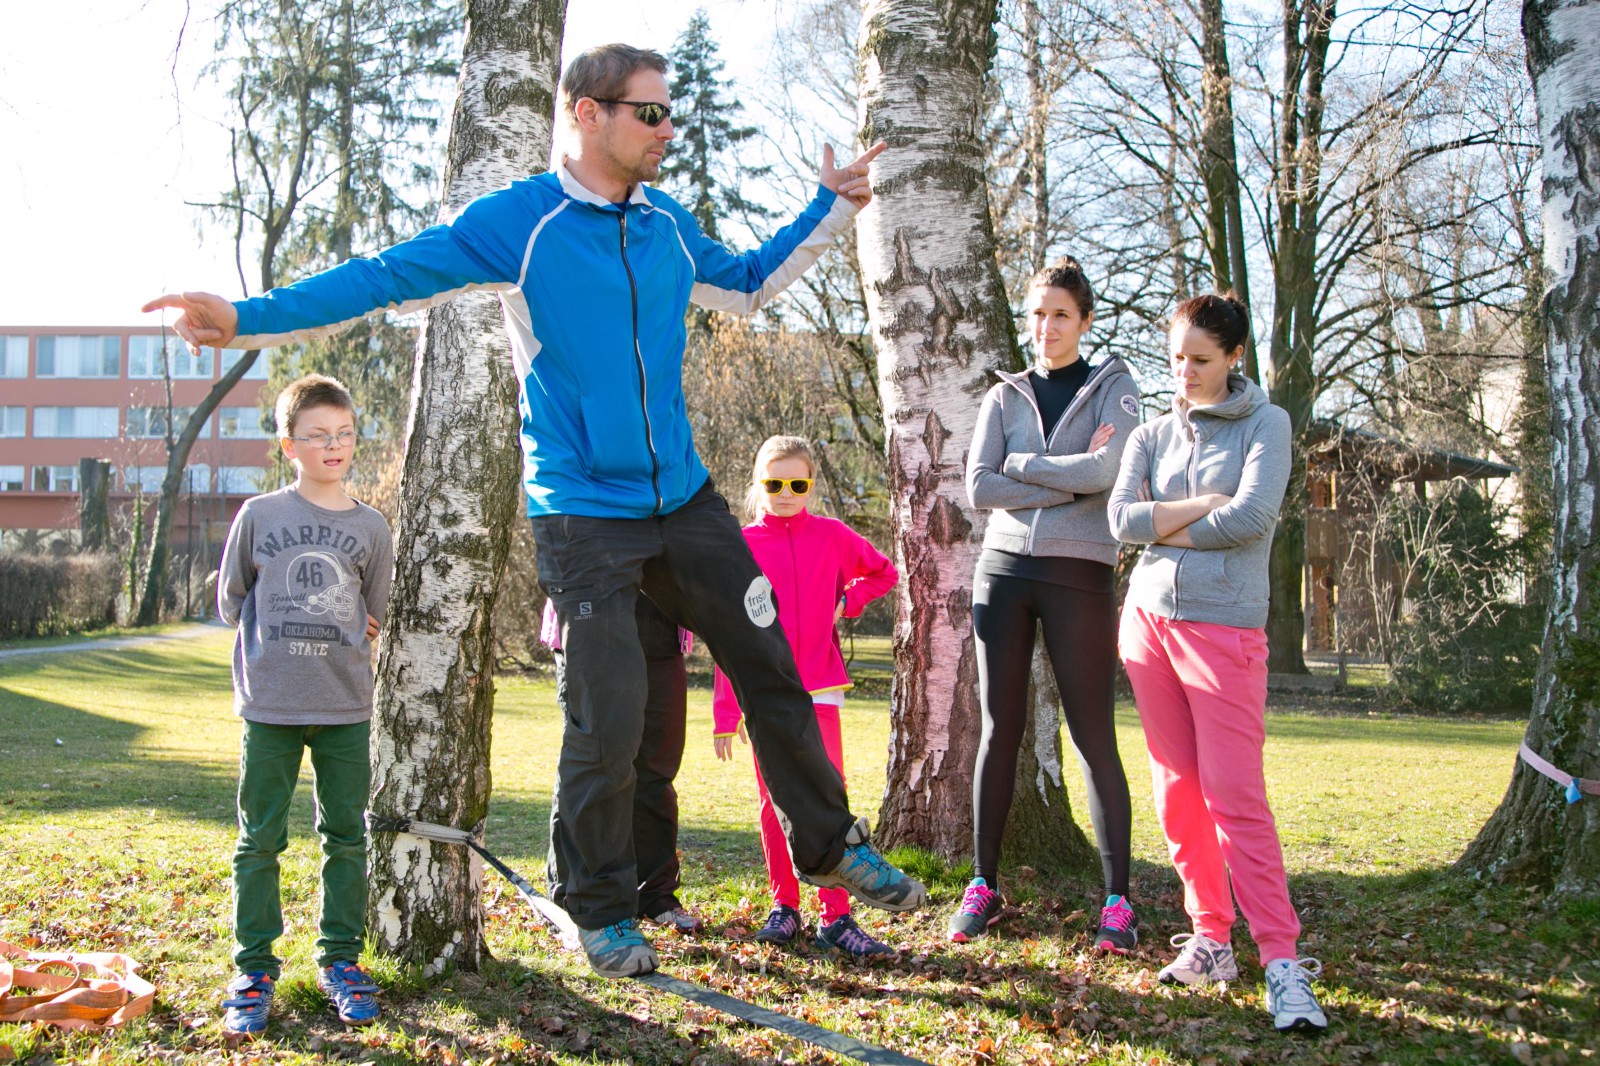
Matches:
[660,9,770,241]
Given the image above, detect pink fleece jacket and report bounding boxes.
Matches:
[712,509,897,736]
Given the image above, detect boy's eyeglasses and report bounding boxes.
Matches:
[762,477,813,496]
[288,430,357,450]
[592,99,672,127]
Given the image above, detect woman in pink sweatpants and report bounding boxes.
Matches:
[1107,293,1328,1035]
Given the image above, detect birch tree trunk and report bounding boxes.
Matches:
[368,0,566,974]
[1459,0,1600,898]
[856,0,1091,872]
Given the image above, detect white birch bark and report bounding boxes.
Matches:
[1463,0,1600,897]
[856,0,1014,854]
[368,0,566,973]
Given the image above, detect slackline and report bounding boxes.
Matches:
[369,814,931,1066]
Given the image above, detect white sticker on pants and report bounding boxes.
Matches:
[744,575,777,628]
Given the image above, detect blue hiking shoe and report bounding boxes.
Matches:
[220,971,274,1038]
[754,904,803,946]
[798,817,928,912]
[577,919,659,978]
[317,960,381,1026]
[815,914,894,958]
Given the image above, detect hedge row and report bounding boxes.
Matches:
[0,553,121,640]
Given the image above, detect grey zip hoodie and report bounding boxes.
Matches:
[1107,373,1291,628]
[967,356,1142,567]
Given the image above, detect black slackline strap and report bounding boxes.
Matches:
[368,814,931,1066]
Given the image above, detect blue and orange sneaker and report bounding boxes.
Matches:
[220,971,274,1038]
[317,960,381,1026]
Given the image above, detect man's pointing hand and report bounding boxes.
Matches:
[822,141,887,209]
[141,291,239,354]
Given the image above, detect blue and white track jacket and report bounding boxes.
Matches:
[232,165,860,519]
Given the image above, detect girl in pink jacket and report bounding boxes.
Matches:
[713,435,900,959]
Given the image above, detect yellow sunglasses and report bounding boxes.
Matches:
[761,477,813,495]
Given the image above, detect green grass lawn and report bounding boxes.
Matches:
[2,629,1594,1065]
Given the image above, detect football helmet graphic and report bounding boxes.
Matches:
[284,550,359,621]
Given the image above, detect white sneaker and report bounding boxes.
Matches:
[1264,957,1328,1033]
[1158,932,1239,986]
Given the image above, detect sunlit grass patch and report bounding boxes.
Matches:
[2,629,1592,1065]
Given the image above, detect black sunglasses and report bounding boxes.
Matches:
[592,99,672,127]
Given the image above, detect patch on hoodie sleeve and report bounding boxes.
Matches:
[1120,394,1139,416]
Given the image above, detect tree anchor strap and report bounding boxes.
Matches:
[1520,742,1600,804]
[367,812,932,1066]
[0,941,155,1031]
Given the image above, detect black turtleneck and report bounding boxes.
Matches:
[1031,358,1091,439]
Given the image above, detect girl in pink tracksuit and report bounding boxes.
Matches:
[1107,293,1326,1035]
[713,435,899,959]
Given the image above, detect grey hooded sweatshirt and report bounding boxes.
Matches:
[968,356,1142,567]
[1107,373,1291,628]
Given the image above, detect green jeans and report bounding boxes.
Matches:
[232,719,371,977]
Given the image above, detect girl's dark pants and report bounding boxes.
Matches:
[532,481,853,931]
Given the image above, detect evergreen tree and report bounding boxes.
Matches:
[661,9,770,241]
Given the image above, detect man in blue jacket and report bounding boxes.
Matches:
[146,43,924,978]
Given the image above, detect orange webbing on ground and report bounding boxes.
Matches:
[0,940,155,1031]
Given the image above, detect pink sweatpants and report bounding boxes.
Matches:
[754,701,850,923]
[1119,606,1301,963]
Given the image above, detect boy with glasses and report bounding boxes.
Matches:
[149,43,922,979]
[216,374,394,1036]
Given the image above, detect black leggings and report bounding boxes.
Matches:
[971,563,1131,896]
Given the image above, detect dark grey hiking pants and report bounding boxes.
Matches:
[531,480,853,930]
[547,594,690,920]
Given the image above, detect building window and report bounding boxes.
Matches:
[218,406,273,439]
[0,466,24,492]
[35,335,120,378]
[33,406,119,438]
[221,348,271,380]
[33,465,80,492]
[0,336,26,378]
[0,407,24,437]
[121,465,211,493]
[123,466,164,493]
[128,335,213,379]
[127,406,209,439]
[216,466,267,494]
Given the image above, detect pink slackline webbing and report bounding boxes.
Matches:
[1519,742,1600,804]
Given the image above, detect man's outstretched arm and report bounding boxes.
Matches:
[143,188,531,352]
[687,141,887,316]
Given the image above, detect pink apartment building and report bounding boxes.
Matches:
[0,325,277,551]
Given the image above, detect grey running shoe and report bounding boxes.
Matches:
[798,817,928,912]
[1158,932,1239,986]
[946,877,1001,942]
[815,914,894,958]
[1265,957,1328,1034]
[645,905,705,935]
[1093,895,1139,955]
[754,904,803,945]
[578,919,659,978]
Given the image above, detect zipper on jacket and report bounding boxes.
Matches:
[619,211,663,514]
[1174,414,1204,615]
[785,522,802,671]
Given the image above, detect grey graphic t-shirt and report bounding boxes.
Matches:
[217,486,395,724]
